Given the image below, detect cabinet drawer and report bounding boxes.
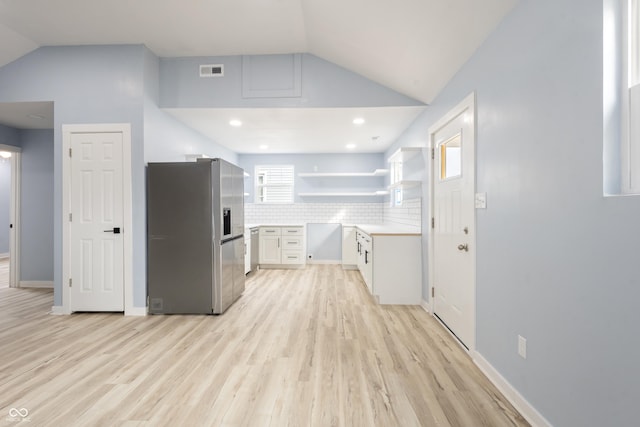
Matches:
[281,227,303,236]
[260,227,281,236]
[282,237,303,249]
[282,250,304,264]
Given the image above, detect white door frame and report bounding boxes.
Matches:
[1,143,21,288]
[428,92,477,354]
[61,124,133,314]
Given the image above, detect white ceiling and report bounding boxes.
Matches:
[0,0,517,153]
[166,107,427,154]
[0,101,53,129]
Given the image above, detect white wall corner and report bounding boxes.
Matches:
[420,299,430,313]
[473,351,553,427]
[50,306,66,315]
[125,306,148,316]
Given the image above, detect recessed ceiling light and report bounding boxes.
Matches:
[353,117,365,125]
[229,119,242,127]
[346,143,357,150]
[259,144,268,150]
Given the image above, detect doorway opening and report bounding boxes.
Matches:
[0,145,21,289]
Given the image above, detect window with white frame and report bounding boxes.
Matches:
[255,165,294,203]
[627,0,640,191]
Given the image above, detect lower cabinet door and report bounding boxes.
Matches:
[260,235,281,264]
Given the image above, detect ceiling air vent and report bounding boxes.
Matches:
[200,64,224,77]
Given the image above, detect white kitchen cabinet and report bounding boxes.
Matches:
[341,226,358,269]
[259,226,305,268]
[356,230,373,293]
[259,227,281,264]
[355,227,421,305]
[244,228,251,274]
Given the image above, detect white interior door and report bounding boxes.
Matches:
[69,132,124,311]
[431,94,475,350]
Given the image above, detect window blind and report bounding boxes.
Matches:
[255,165,294,203]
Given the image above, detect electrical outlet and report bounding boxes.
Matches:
[518,335,527,359]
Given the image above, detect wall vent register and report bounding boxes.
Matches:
[200,64,224,77]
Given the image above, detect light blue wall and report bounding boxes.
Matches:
[160,53,424,108]
[143,48,238,164]
[238,153,385,203]
[386,0,639,425]
[19,129,53,281]
[0,123,20,147]
[0,45,146,306]
[306,223,342,261]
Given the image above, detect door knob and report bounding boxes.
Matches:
[104,227,121,234]
[457,243,468,252]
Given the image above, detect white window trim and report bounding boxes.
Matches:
[254,164,295,204]
[622,0,640,193]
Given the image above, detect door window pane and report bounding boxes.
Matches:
[440,134,462,180]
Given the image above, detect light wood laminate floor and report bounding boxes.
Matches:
[0,265,528,426]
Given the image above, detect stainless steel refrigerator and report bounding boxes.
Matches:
[147,158,245,314]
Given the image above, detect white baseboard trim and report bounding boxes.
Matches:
[20,280,54,289]
[0,252,9,259]
[50,306,65,315]
[420,299,430,313]
[50,305,146,316]
[125,306,148,316]
[473,352,552,427]
[307,259,341,265]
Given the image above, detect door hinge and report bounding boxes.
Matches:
[69,148,72,157]
[431,217,435,228]
[69,213,72,222]
[431,148,435,160]
[69,278,72,287]
[432,287,435,298]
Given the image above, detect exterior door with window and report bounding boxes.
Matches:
[431,94,476,350]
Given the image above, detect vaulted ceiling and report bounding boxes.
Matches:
[0,0,516,104]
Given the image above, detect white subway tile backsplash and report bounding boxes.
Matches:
[384,198,422,229]
[245,202,384,225]
[246,197,422,230]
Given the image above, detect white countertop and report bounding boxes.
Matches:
[246,222,421,236]
[247,223,305,228]
[348,223,422,236]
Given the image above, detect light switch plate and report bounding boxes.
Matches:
[475,192,487,209]
[518,335,527,359]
